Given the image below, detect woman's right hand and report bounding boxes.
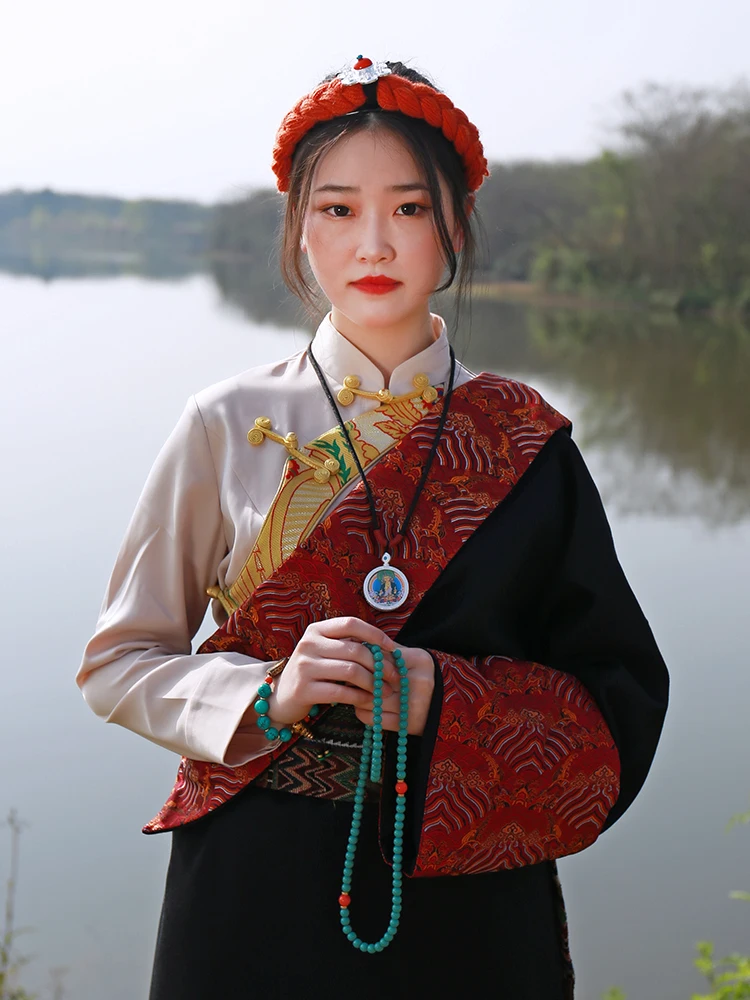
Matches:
[263,617,400,727]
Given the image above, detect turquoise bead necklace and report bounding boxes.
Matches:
[338,643,409,953]
[253,644,410,952]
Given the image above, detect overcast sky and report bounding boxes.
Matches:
[1,0,747,203]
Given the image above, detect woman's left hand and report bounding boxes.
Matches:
[354,646,435,736]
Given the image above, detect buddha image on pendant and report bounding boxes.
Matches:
[363,557,409,611]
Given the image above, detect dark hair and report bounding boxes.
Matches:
[277,61,483,334]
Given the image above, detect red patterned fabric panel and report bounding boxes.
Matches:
[144,374,572,834]
[410,651,621,877]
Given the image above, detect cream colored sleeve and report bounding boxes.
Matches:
[76,395,278,766]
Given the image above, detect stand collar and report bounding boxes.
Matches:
[309,311,452,397]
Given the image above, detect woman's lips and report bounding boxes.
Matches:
[350,277,401,295]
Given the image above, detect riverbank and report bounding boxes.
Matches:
[470,280,643,311]
[470,280,750,320]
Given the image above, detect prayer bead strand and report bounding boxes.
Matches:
[339,644,409,953]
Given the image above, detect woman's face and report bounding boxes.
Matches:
[301,128,461,335]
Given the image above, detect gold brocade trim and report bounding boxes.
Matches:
[224,392,438,610]
[337,372,438,406]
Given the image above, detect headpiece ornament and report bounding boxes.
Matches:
[271,55,490,193]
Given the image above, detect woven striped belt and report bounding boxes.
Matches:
[252,703,381,803]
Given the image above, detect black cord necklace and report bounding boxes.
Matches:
[307,342,456,611]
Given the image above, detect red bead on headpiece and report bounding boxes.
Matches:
[271,56,489,193]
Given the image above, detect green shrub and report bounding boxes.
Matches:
[602,802,750,1000]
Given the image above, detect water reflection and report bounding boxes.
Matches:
[208,257,750,526]
[4,253,749,524]
[463,302,750,525]
[0,250,203,282]
[208,254,306,329]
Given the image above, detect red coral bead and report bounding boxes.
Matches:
[395,780,408,795]
[264,675,273,685]
[339,892,351,908]
[354,56,372,70]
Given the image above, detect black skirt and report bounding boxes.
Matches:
[149,785,572,999]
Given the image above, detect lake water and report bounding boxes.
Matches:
[1,265,749,1000]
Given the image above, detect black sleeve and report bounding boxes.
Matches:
[529,433,670,831]
[390,428,670,851]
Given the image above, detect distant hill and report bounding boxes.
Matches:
[4,77,749,314]
[0,188,213,261]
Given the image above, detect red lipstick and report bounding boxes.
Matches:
[350,275,401,295]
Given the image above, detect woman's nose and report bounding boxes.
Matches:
[356,215,395,263]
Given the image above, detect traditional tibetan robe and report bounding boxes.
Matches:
[78,311,669,1000]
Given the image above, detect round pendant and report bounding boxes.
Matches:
[363,553,410,611]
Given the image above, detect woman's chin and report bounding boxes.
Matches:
[331,293,424,331]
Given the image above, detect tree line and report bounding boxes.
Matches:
[211,80,750,314]
[2,80,748,313]
[0,189,211,261]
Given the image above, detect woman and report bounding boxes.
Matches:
[78,57,669,999]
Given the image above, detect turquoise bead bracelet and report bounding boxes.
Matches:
[253,667,319,743]
[338,643,409,953]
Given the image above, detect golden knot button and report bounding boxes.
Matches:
[422,385,439,403]
[343,375,361,389]
[285,432,299,448]
[337,387,355,405]
[247,428,264,445]
[412,373,430,390]
[323,458,340,473]
[313,468,332,483]
[377,388,393,403]
[256,416,272,429]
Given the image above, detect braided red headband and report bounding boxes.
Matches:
[272,56,490,194]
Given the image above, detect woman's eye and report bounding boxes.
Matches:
[397,203,429,216]
[321,203,430,218]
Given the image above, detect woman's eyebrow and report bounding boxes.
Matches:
[312,183,430,194]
